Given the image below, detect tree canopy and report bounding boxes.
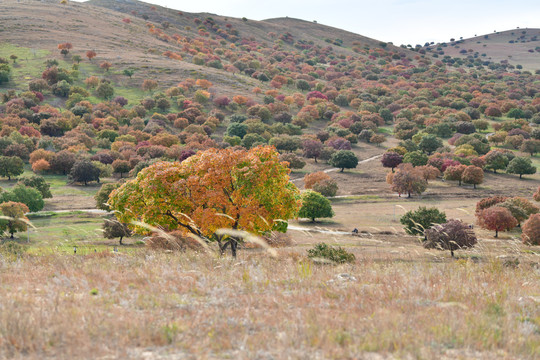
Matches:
[109,146,300,256]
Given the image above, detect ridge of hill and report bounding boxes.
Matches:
[423,28,540,71]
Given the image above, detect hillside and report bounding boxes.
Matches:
[423,28,540,70]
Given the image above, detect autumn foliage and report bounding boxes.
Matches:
[109,146,300,256]
[477,207,518,237]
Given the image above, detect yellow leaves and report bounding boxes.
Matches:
[108,147,301,240]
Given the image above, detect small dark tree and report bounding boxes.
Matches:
[50,150,76,175]
[302,139,323,163]
[112,160,131,178]
[103,218,132,245]
[381,151,403,172]
[69,160,100,186]
[424,219,477,257]
[328,150,358,172]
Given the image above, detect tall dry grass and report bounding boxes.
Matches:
[0,246,538,359]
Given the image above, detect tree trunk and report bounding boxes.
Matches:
[407,191,411,198]
[84,180,87,186]
[495,229,498,238]
[340,168,344,172]
[458,180,461,186]
[119,236,123,245]
[451,249,454,258]
[10,232,14,239]
[520,174,523,179]
[314,157,318,163]
[473,184,476,189]
[120,173,123,179]
[231,239,238,258]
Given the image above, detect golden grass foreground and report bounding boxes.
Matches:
[0,246,539,359]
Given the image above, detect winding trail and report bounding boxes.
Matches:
[290,154,383,182]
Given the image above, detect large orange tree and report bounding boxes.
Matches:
[109,146,300,256]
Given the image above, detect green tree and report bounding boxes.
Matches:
[400,206,447,237]
[403,150,429,167]
[95,183,120,211]
[123,69,135,78]
[506,157,536,179]
[0,202,30,238]
[226,123,248,139]
[418,134,443,155]
[17,175,52,198]
[298,190,334,222]
[0,156,24,180]
[96,81,114,100]
[329,150,358,172]
[1,185,44,212]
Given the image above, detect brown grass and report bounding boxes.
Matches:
[0,246,538,359]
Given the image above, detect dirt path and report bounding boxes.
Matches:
[291,154,383,182]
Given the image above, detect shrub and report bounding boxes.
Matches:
[307,243,355,264]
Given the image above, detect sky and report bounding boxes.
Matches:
[77,0,540,45]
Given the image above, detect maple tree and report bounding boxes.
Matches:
[109,146,300,256]
[477,207,518,238]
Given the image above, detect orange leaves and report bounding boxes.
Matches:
[109,147,300,240]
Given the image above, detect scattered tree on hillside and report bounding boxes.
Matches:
[302,139,323,163]
[17,176,52,199]
[298,190,334,222]
[0,156,24,180]
[328,150,358,172]
[69,160,100,186]
[108,147,300,257]
[506,156,536,179]
[390,163,427,198]
[400,206,446,237]
[103,218,132,245]
[381,151,403,172]
[424,219,477,257]
[520,139,540,156]
[0,185,44,212]
[0,202,30,239]
[443,164,467,186]
[142,79,158,92]
[86,50,97,61]
[462,165,484,188]
[477,207,518,237]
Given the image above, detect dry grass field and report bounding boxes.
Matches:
[0,247,539,359]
